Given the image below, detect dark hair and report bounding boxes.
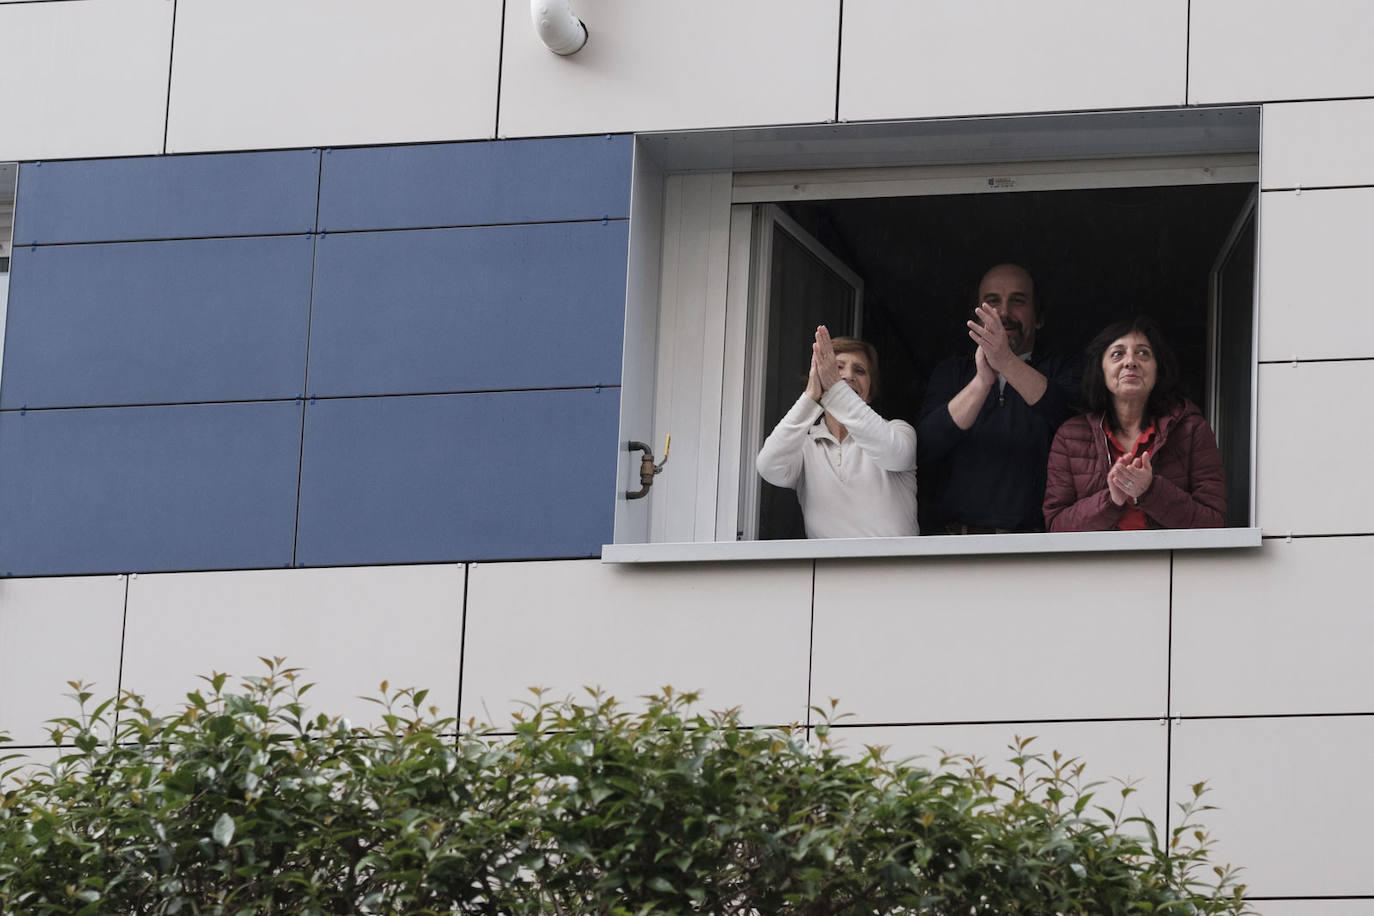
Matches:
[831,337,881,401]
[1081,315,1183,431]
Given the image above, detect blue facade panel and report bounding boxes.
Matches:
[316,135,632,232]
[0,134,638,576]
[306,221,628,397]
[1,236,314,409]
[295,388,619,566]
[12,150,320,245]
[0,402,302,577]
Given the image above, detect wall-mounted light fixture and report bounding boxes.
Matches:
[531,0,587,55]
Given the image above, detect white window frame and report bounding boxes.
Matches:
[607,110,1265,563]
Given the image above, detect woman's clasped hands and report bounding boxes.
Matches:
[1106,451,1153,506]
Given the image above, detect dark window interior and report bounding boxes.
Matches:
[760,182,1257,538]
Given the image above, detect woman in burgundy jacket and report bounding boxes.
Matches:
[1044,316,1226,531]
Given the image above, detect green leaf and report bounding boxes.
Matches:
[212,812,235,847]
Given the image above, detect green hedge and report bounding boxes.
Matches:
[1,660,1249,914]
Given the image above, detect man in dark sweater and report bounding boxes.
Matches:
[917,264,1079,533]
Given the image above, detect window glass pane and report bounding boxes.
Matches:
[759,224,857,540]
[1213,208,1256,527]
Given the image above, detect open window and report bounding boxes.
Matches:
[609,109,1263,561]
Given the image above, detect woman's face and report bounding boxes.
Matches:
[835,350,872,403]
[1101,331,1157,402]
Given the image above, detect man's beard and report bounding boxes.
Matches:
[1003,320,1025,352]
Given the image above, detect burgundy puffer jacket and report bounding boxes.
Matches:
[1043,399,1226,531]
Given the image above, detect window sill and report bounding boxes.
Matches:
[601,527,1262,564]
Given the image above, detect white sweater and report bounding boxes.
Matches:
[755,381,918,539]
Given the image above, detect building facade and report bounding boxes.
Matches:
[1,2,1372,909]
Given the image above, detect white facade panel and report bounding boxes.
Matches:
[833,720,1168,831]
[0,576,125,747]
[0,746,65,790]
[1170,716,1374,897]
[1190,1,1374,104]
[1261,100,1374,190]
[811,554,1169,724]
[497,0,838,137]
[166,0,500,153]
[1255,361,1374,535]
[1251,903,1374,916]
[461,559,812,727]
[839,1,1186,122]
[122,565,465,724]
[0,0,172,161]
[1257,188,1374,361]
[1173,537,1374,716]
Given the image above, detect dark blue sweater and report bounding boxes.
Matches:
[917,351,1080,531]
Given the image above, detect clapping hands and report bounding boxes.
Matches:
[967,303,1016,373]
[1107,451,1154,506]
[806,325,841,402]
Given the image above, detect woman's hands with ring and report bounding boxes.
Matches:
[1107,452,1154,506]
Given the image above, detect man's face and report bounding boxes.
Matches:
[977,265,1041,354]
[834,350,872,403]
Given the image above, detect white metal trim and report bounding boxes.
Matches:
[732,154,1259,204]
[602,528,1263,564]
[735,206,771,542]
[1250,108,1266,532]
[715,205,755,541]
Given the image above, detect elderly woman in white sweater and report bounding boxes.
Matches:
[756,326,918,538]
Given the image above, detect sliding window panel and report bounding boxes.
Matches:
[1255,361,1374,535]
[0,402,301,577]
[123,565,463,725]
[0,575,126,747]
[1172,537,1374,717]
[317,136,632,233]
[166,0,501,153]
[812,553,1170,724]
[1261,100,1374,191]
[2,236,314,409]
[1171,716,1374,897]
[0,0,172,161]
[840,0,1187,122]
[296,388,619,567]
[307,222,627,398]
[13,151,320,245]
[1257,188,1374,362]
[498,0,837,136]
[462,559,812,728]
[1190,0,1374,105]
